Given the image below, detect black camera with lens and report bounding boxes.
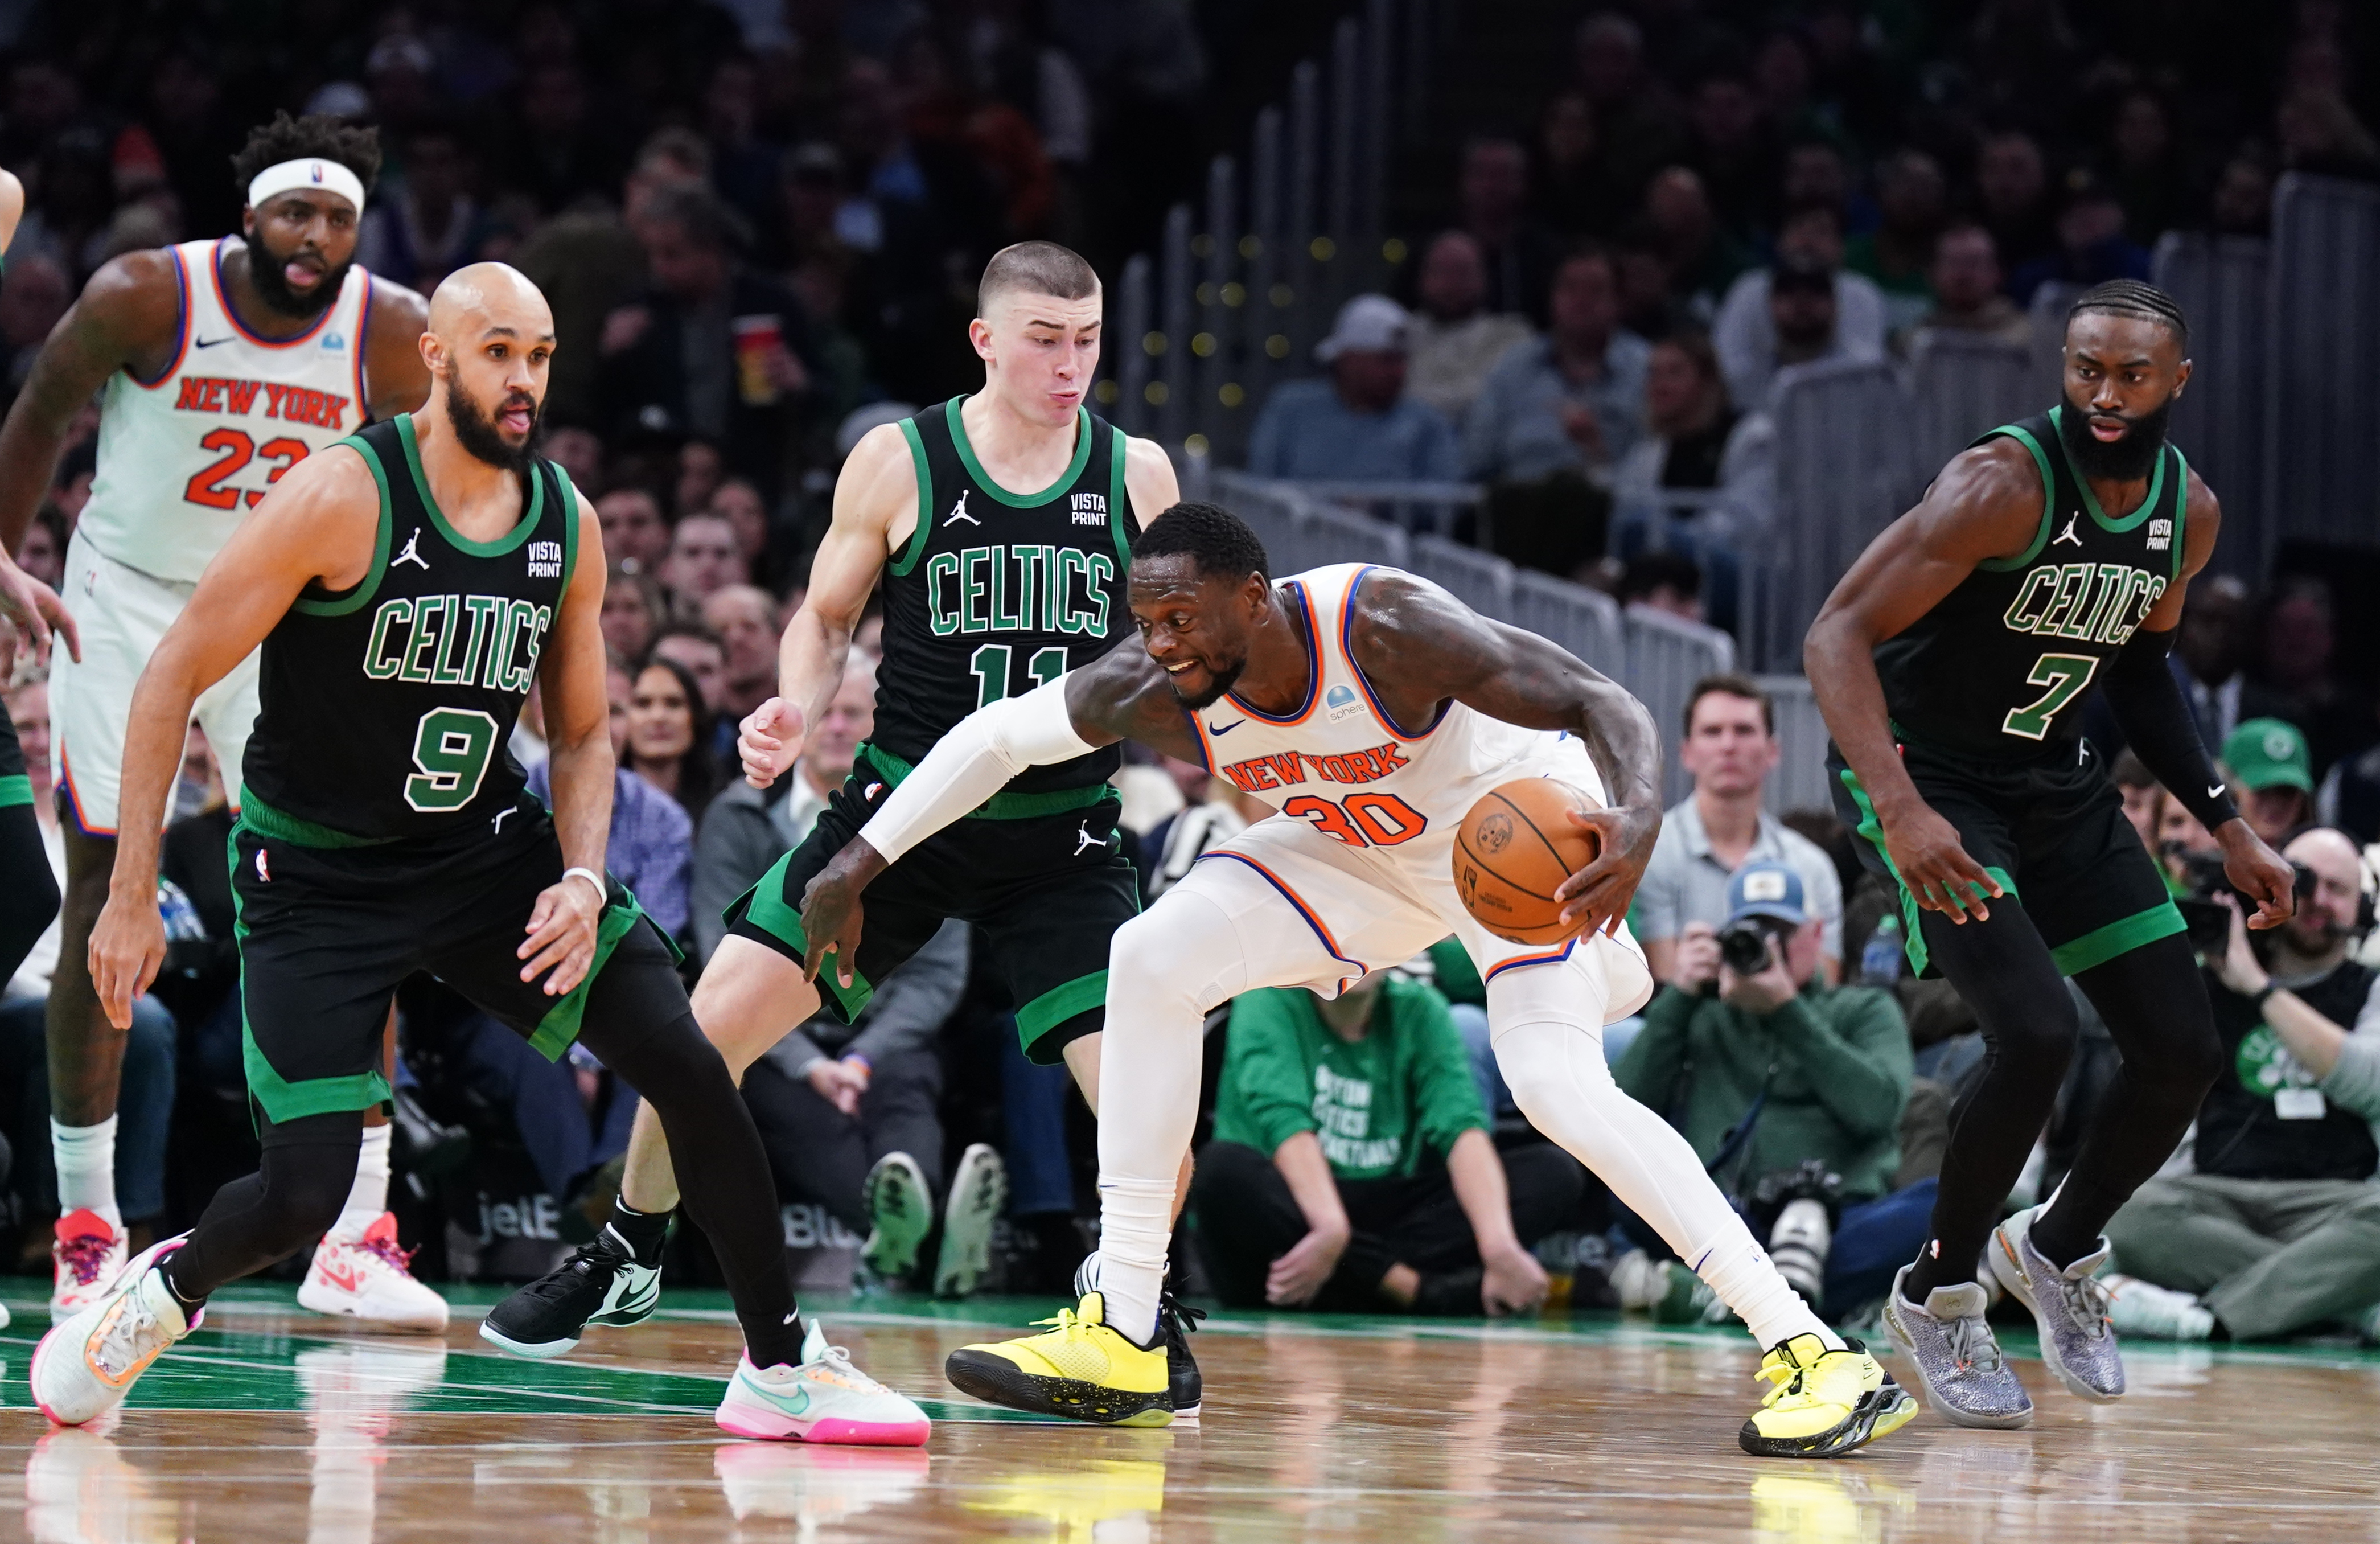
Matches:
[2171,848,2315,952]
[1716,915,1791,976]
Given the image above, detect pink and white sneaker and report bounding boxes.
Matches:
[716,1321,931,1447]
[297,1214,450,1332]
[50,1210,128,1325]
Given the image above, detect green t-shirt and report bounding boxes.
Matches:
[1425,937,1485,1006]
[1212,976,1489,1181]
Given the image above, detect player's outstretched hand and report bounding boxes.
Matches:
[1556,802,1662,937]
[0,552,78,671]
[1884,803,2001,924]
[519,876,602,996]
[738,698,805,788]
[2219,818,2297,930]
[89,886,165,1032]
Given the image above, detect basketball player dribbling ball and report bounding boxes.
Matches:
[1806,280,2294,1427]
[0,113,446,1328]
[794,503,1918,1458]
[40,264,928,1447]
[480,243,1210,1412]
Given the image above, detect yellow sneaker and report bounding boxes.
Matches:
[1738,1334,1918,1459]
[943,1291,1172,1427]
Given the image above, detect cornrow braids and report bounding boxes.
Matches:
[2066,279,2188,347]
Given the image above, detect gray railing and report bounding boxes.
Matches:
[2262,174,2380,564]
[2152,232,2268,581]
[1753,674,1838,818]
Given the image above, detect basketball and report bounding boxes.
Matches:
[1452,779,1602,945]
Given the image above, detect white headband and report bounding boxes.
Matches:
[246,158,366,216]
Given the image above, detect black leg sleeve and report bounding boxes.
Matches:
[1902,897,2081,1300]
[1187,1140,1311,1308]
[0,801,59,987]
[2033,934,2222,1266]
[162,1108,364,1304]
[576,1001,804,1369]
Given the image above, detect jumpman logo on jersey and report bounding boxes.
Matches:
[1074,820,1109,855]
[393,527,430,570]
[942,490,978,527]
[2052,512,2083,548]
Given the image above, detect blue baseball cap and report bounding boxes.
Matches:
[1726,862,1807,927]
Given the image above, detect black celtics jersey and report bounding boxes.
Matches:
[873,396,1133,796]
[1873,405,2188,759]
[241,414,576,841]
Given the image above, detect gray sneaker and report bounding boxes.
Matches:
[1989,1209,2124,1402]
[1882,1264,2034,1428]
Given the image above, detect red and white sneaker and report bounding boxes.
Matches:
[50,1210,128,1325]
[297,1214,450,1332]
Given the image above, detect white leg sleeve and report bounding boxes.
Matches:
[1487,957,1837,1353]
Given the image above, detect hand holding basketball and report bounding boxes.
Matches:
[1454,779,1660,945]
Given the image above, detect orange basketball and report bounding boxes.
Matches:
[1453,779,1602,945]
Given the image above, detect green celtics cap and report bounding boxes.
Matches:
[2221,717,2313,794]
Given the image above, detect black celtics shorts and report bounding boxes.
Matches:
[1830,735,2184,980]
[231,792,681,1127]
[0,695,27,810]
[725,755,1140,1064]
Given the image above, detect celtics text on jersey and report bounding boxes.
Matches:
[1872,405,2188,755]
[239,414,577,843]
[872,396,1135,800]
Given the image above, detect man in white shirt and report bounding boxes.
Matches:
[1636,674,1845,988]
[1404,231,1534,425]
[1712,207,1885,410]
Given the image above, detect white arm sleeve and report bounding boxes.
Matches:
[857,675,1101,863]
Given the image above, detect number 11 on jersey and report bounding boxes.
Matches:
[969,643,1068,708]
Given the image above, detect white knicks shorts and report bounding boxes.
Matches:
[51,529,260,835]
[1176,787,1653,1024]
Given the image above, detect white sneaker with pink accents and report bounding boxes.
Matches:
[297,1213,450,1332]
[50,1210,128,1325]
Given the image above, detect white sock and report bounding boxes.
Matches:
[1486,962,1841,1354]
[52,1116,121,1230]
[329,1124,393,1243]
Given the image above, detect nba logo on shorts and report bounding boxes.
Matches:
[1325,683,1362,722]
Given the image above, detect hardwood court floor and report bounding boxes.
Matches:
[1,1283,2375,1542]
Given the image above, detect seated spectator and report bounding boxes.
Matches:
[2241,576,2371,781]
[2223,718,2315,848]
[527,659,692,942]
[675,438,724,521]
[2008,168,2150,306]
[2176,574,2251,748]
[1613,549,1705,623]
[1900,225,2030,354]
[1608,331,1773,632]
[1712,206,1885,409]
[1465,244,1650,486]
[702,584,782,726]
[600,563,668,664]
[1245,296,1461,484]
[1613,863,1916,1316]
[1843,149,1946,334]
[0,674,174,1239]
[709,476,791,593]
[542,424,606,495]
[1456,135,1564,326]
[2104,830,2380,1341]
[1976,129,2056,278]
[1642,166,1745,318]
[596,487,672,573]
[659,510,749,610]
[692,656,876,964]
[1194,968,1579,1315]
[650,622,730,718]
[1635,675,1845,988]
[1531,92,1631,237]
[623,655,721,821]
[1404,231,1534,425]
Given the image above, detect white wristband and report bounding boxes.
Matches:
[562,867,607,906]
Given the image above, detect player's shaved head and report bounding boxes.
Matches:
[429,262,555,341]
[978,241,1100,318]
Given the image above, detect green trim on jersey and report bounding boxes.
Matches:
[553,463,582,613]
[2048,900,2187,976]
[735,850,876,1019]
[947,395,1094,507]
[2168,447,2192,583]
[396,413,545,557]
[857,740,1117,820]
[228,819,392,1123]
[0,774,30,808]
[291,438,396,618]
[1108,429,1133,569]
[889,417,935,577]
[237,785,401,848]
[1976,423,2057,573]
[1017,969,1111,1041]
[1838,767,2008,978]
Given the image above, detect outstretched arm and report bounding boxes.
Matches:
[1344,571,1663,936]
[795,643,1195,985]
[86,445,383,1027]
[1803,440,2042,924]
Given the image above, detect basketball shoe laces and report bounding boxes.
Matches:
[2053,1268,2113,1342]
[355,1230,416,1276]
[90,1282,176,1383]
[1944,1315,2006,1375]
[516,1235,629,1308]
[56,1232,114,1288]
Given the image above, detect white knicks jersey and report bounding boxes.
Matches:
[1188,562,1589,881]
[76,238,376,584]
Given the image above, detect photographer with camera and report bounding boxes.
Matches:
[2104,827,2380,1341]
[1612,863,1917,1319]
